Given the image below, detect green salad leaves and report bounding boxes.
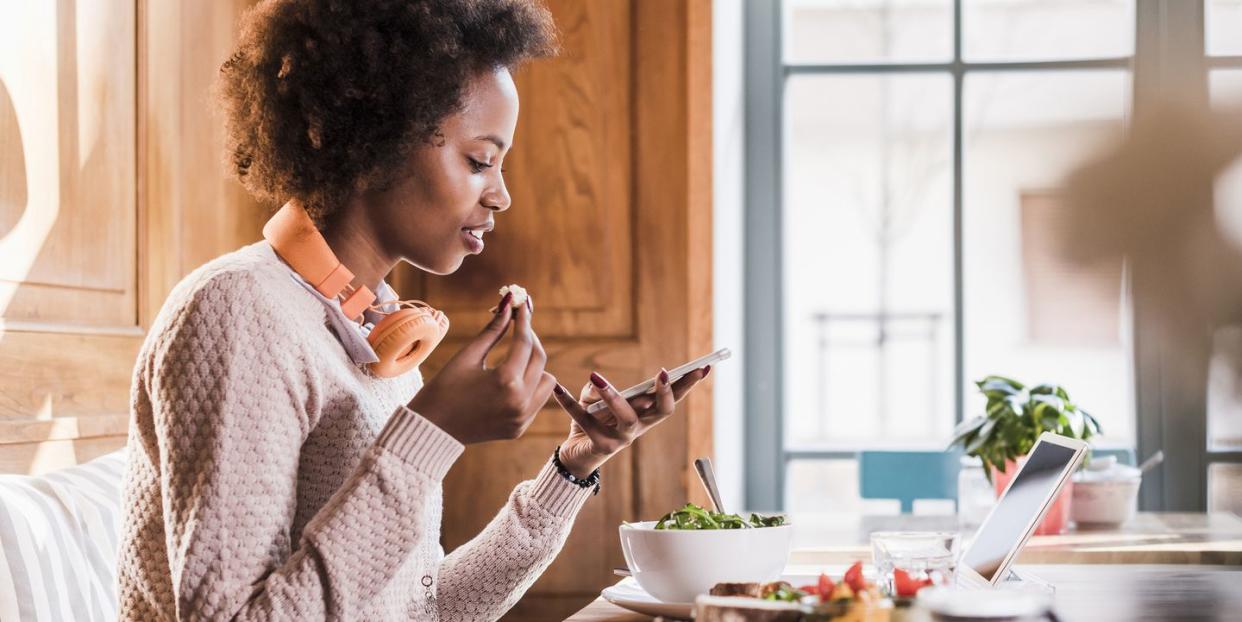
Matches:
[653,503,786,530]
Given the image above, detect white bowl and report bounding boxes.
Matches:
[618,521,793,604]
[1072,478,1140,526]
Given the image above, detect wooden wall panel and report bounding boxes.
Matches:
[0,0,261,474]
[139,0,265,326]
[0,0,137,331]
[0,0,140,473]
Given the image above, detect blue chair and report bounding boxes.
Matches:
[859,450,963,514]
[1089,447,1136,466]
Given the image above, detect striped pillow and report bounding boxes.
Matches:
[0,449,127,622]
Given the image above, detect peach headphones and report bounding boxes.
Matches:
[262,203,449,377]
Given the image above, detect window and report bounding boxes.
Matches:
[1204,0,1242,514]
[745,0,1237,512]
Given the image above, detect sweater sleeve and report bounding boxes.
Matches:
[146,273,463,621]
[435,459,593,621]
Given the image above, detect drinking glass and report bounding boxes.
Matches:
[870,531,960,597]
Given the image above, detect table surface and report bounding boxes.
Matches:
[566,564,1242,622]
[565,512,1242,621]
[787,512,1242,566]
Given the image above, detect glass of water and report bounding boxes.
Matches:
[870,531,960,597]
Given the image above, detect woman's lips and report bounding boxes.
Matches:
[461,228,485,254]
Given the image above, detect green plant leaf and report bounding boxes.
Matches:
[966,417,998,454]
[952,415,987,438]
[1082,410,1103,436]
[978,376,1024,399]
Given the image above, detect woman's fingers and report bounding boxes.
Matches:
[498,300,535,382]
[589,372,639,431]
[523,318,549,389]
[524,370,558,416]
[459,295,513,364]
[669,366,710,401]
[553,383,610,438]
[652,368,675,415]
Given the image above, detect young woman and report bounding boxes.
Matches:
[117,1,707,620]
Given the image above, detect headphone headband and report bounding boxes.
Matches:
[262,201,448,377]
[263,202,377,320]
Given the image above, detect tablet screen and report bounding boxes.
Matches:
[961,441,1077,581]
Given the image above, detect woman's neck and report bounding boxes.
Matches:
[317,200,396,294]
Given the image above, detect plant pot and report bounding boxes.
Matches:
[991,458,1073,535]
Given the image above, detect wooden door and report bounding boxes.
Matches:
[392,1,714,617]
[0,1,261,474]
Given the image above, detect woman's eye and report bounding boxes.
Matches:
[467,157,493,174]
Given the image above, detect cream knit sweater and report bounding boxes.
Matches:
[117,242,593,621]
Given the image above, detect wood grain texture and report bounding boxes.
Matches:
[0,1,141,474]
[0,331,140,422]
[786,512,1242,566]
[0,435,126,476]
[1,0,262,474]
[139,0,265,327]
[631,0,715,520]
[0,0,138,329]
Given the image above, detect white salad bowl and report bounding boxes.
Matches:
[618,521,793,604]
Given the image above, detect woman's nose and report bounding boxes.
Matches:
[483,179,511,212]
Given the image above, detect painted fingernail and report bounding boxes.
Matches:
[527,296,534,312]
[553,384,567,397]
[659,369,669,384]
[590,372,609,389]
[497,292,513,313]
[703,365,712,376]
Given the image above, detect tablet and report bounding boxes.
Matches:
[957,432,1087,588]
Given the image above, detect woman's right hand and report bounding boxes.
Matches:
[407,294,556,445]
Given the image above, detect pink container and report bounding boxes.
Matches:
[992,458,1074,535]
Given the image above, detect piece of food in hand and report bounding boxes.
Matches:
[654,502,787,530]
[499,284,528,308]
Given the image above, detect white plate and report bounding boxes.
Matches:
[600,566,864,619]
[601,578,695,618]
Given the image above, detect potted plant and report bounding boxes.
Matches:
[949,375,1102,535]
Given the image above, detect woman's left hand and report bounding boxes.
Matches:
[551,366,710,478]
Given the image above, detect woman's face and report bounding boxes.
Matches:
[369,67,519,275]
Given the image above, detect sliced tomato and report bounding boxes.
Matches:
[798,584,819,596]
[817,572,835,598]
[893,568,935,597]
[843,561,866,592]
[893,568,916,597]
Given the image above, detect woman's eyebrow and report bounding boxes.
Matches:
[475,134,508,151]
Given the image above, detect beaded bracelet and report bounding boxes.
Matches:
[552,446,601,495]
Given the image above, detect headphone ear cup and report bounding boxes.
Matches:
[366,308,449,378]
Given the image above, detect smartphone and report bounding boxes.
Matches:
[585,347,732,414]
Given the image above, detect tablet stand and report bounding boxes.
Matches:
[954,566,1056,594]
[996,567,1056,594]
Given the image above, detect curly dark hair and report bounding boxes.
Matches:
[217,0,557,224]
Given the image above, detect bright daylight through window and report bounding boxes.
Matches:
[779,0,1135,513]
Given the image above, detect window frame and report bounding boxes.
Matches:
[744,0,1242,512]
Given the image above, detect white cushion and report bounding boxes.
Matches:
[0,449,127,621]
